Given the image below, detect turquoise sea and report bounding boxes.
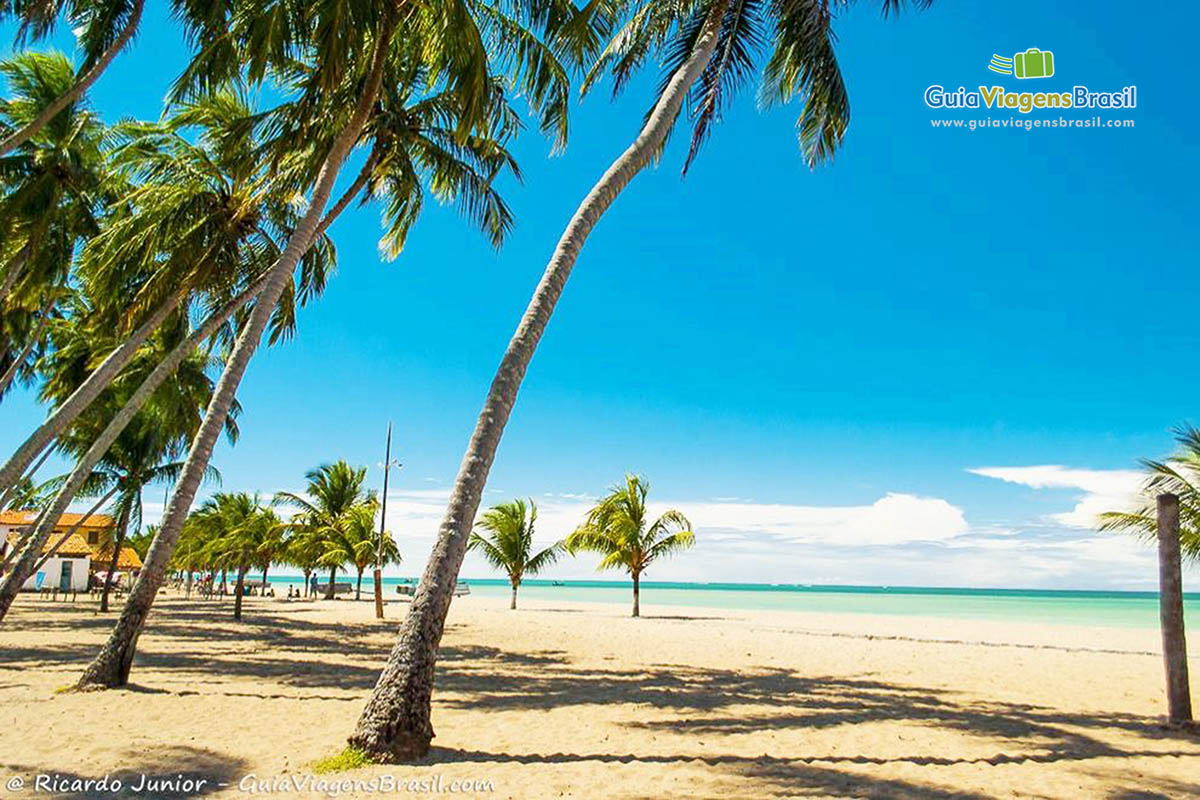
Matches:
[260,576,1200,630]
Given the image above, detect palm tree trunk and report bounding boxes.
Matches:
[510,580,518,610]
[347,3,728,762]
[72,25,396,689]
[0,446,52,512]
[325,566,337,600]
[356,568,364,601]
[0,283,264,624]
[100,501,132,613]
[631,571,640,618]
[0,284,187,504]
[0,294,55,400]
[261,564,269,591]
[32,487,118,574]
[0,0,145,157]
[234,567,246,621]
[302,568,311,598]
[220,568,227,595]
[185,570,192,599]
[0,241,33,306]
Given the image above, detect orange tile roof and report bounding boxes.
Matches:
[5,531,93,558]
[0,509,116,528]
[90,545,143,571]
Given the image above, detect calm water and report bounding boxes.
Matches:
[260,576,1199,630]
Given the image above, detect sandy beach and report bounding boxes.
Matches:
[2,591,1198,799]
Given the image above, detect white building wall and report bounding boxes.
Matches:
[24,556,91,591]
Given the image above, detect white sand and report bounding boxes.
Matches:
[1,591,1198,799]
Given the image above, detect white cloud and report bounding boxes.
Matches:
[968,465,1144,528]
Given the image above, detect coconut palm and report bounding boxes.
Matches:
[322,501,400,600]
[352,0,930,762]
[469,499,562,609]
[565,475,692,617]
[276,461,375,599]
[0,51,109,306]
[192,492,278,620]
[80,0,589,690]
[0,91,334,506]
[0,309,234,618]
[1098,425,1200,559]
[0,0,145,156]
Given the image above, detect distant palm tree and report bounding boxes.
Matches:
[194,492,280,620]
[276,461,374,599]
[470,499,562,609]
[566,475,694,617]
[322,502,400,600]
[1098,425,1200,559]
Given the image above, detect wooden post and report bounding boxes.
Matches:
[1156,493,1193,725]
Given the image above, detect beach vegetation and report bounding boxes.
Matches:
[469,499,563,609]
[566,475,693,617]
[355,0,934,762]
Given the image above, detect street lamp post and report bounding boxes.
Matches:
[374,422,401,619]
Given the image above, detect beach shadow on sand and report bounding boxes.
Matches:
[5,599,1199,799]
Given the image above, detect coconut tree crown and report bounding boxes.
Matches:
[469,498,563,607]
[1098,424,1200,560]
[566,474,694,573]
[584,0,931,172]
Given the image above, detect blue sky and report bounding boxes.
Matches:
[2,1,1197,589]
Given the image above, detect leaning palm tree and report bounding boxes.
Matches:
[77,0,586,690]
[1098,425,1200,559]
[351,0,931,762]
[469,499,562,609]
[565,475,692,617]
[0,91,334,508]
[0,52,109,306]
[0,0,145,156]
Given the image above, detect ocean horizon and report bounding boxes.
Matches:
[247,576,1199,630]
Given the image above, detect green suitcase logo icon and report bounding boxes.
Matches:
[1013,48,1054,79]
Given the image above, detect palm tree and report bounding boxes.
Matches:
[0,91,334,506]
[0,309,234,618]
[0,52,109,306]
[352,0,930,761]
[1098,425,1200,559]
[189,493,278,619]
[276,461,374,599]
[79,0,582,689]
[565,475,693,617]
[469,499,561,609]
[0,0,145,156]
[323,502,400,600]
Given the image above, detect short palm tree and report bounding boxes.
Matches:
[193,492,278,620]
[1098,425,1200,559]
[276,461,374,599]
[323,502,400,601]
[469,499,562,609]
[566,475,693,617]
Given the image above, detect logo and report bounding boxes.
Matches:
[989,48,1055,79]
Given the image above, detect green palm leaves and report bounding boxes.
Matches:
[277,460,394,599]
[566,474,693,616]
[469,498,563,608]
[1098,426,1200,560]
